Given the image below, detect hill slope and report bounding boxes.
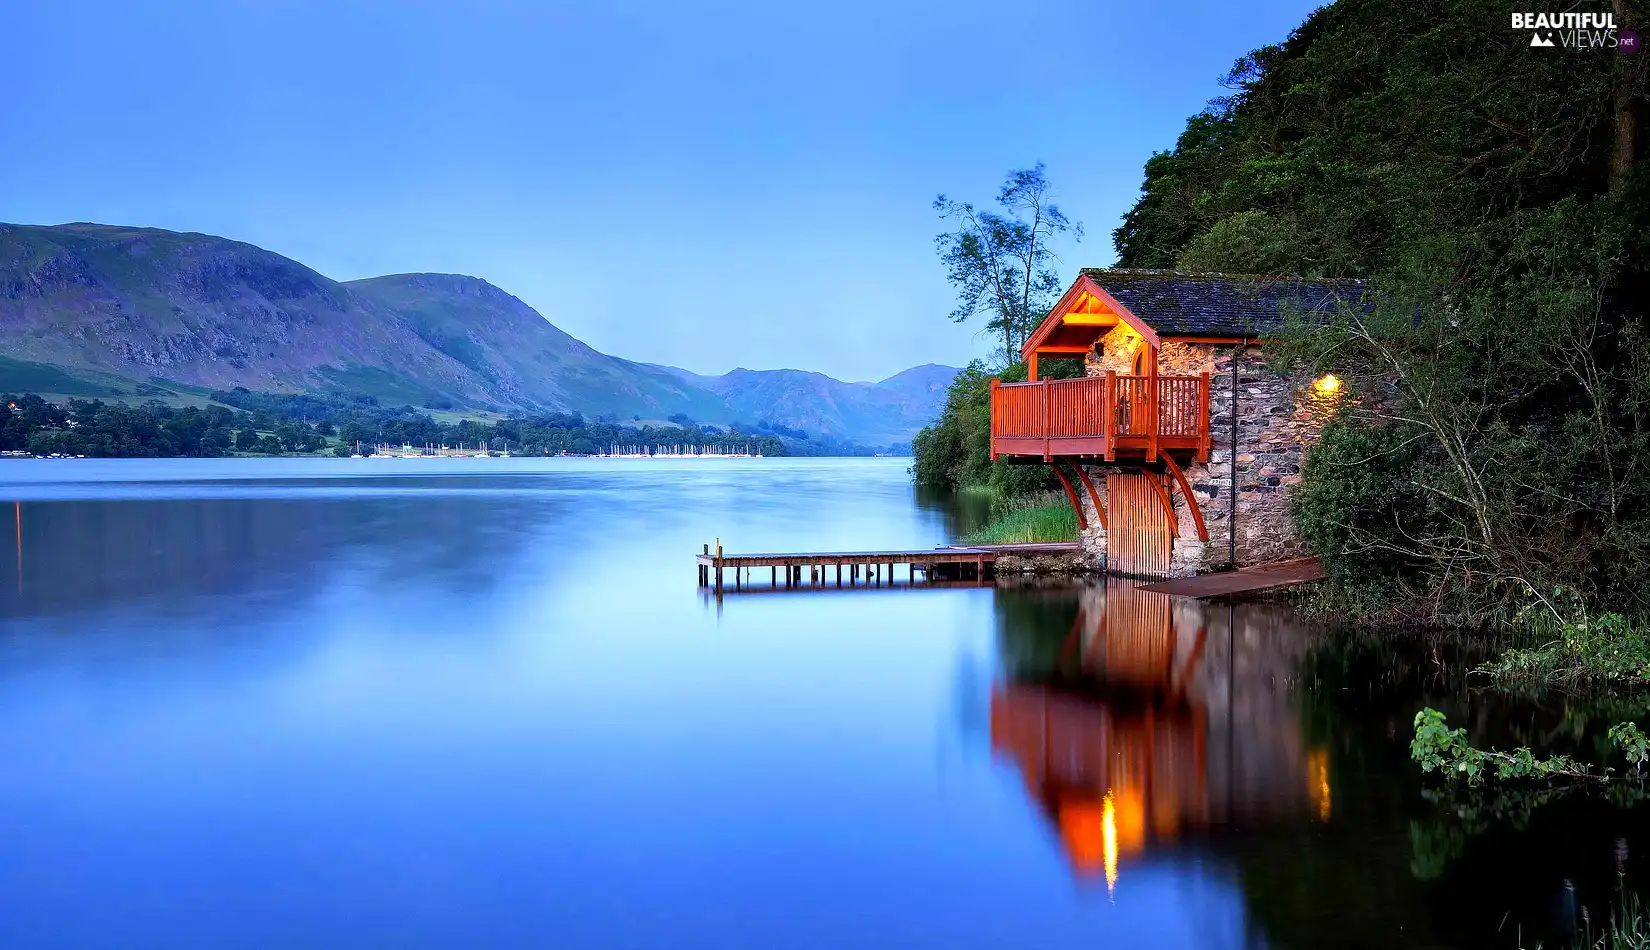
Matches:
[0,222,494,407]
[649,362,960,445]
[0,221,956,442]
[345,273,731,421]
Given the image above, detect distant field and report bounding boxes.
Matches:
[0,356,125,397]
[0,358,243,410]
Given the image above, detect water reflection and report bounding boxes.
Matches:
[12,460,1650,949]
[990,581,1324,899]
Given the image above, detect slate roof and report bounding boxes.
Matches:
[1080,268,1365,337]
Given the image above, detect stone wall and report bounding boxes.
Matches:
[1075,331,1341,577]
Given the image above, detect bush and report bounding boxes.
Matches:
[1292,415,1424,610]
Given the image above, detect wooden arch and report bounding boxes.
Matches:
[1139,451,1211,543]
[1051,458,1107,532]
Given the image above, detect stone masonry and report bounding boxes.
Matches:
[1073,326,1339,577]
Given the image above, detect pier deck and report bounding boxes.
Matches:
[1136,556,1327,599]
[695,542,1079,590]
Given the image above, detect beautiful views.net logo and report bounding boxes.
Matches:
[1512,11,1638,51]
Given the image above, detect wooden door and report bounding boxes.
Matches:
[1106,472,1172,578]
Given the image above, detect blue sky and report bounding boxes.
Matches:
[2,1,1322,382]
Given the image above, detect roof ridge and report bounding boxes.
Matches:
[1079,266,1365,284]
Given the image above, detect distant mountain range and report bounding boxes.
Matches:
[0,223,959,445]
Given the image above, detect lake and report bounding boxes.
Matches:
[1,457,1646,949]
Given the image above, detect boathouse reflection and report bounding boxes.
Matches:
[990,580,1325,892]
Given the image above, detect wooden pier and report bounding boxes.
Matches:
[1136,556,1327,599]
[695,542,1079,591]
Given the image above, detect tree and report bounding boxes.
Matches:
[234,428,259,451]
[274,420,309,452]
[200,427,232,457]
[934,163,1082,364]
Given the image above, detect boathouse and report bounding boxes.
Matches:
[990,269,1363,578]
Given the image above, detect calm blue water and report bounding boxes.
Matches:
[0,458,1643,949]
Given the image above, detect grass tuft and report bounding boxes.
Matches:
[961,491,1080,545]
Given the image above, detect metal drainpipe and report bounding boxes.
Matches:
[1228,343,1240,569]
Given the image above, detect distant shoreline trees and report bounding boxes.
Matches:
[0,389,911,459]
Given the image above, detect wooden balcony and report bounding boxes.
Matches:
[990,372,1211,462]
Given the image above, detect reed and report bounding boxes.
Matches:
[961,491,1080,545]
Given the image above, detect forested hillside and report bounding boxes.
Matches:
[1114,0,1650,620]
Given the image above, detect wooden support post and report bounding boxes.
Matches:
[771,566,776,585]
[1103,371,1117,461]
[1043,380,1053,462]
[1147,346,1160,462]
[1198,371,1212,463]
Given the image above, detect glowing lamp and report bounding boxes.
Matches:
[1313,374,1341,395]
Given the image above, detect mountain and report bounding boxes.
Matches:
[0,221,956,442]
[649,363,961,446]
[0,222,498,407]
[344,273,730,422]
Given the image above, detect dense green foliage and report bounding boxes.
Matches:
[2,394,244,457]
[1479,588,1650,688]
[0,391,801,458]
[1410,707,1648,785]
[911,359,1078,500]
[1114,0,1650,621]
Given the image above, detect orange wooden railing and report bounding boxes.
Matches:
[1048,376,1109,437]
[991,373,1210,458]
[992,379,1048,438]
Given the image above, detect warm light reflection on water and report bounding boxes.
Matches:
[1102,790,1119,899]
[1308,747,1332,822]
